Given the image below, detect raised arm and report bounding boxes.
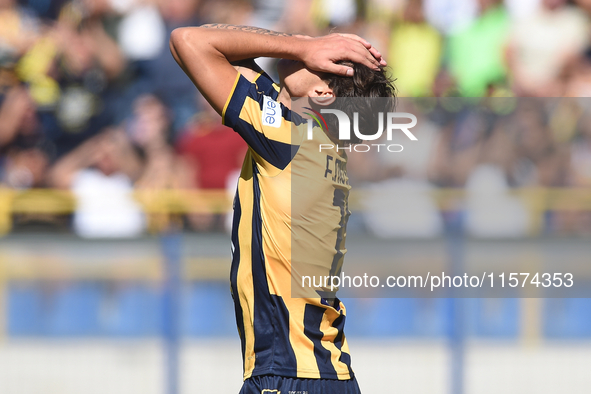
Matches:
[169,24,385,114]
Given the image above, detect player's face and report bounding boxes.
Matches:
[277,59,333,98]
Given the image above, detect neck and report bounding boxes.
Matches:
[278,88,316,118]
[277,86,292,109]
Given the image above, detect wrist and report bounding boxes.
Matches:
[285,35,312,62]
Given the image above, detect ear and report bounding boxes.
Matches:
[309,87,335,106]
[307,80,335,105]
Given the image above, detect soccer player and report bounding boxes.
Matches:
[170,24,395,393]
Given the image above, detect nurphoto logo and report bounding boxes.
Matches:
[304,108,418,153]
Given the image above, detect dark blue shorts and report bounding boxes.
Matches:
[239,375,362,394]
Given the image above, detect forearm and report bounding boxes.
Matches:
[48,135,105,188]
[172,24,304,63]
[170,24,306,113]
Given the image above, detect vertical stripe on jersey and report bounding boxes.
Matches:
[330,189,350,278]
[230,191,246,362]
[269,294,298,375]
[250,164,297,376]
[332,313,354,377]
[303,304,338,378]
[251,163,275,370]
[235,155,257,378]
[281,297,321,378]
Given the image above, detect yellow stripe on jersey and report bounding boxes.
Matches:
[253,70,281,96]
[222,73,241,125]
[283,297,321,379]
[235,151,257,378]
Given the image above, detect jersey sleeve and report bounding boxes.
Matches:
[253,70,280,99]
[222,74,302,172]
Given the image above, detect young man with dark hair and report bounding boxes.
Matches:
[170,24,395,394]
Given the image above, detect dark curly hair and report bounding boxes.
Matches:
[317,62,397,145]
[324,61,396,99]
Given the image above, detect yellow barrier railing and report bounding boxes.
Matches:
[1,187,591,235]
[0,188,234,235]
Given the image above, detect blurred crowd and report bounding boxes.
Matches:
[1,0,591,237]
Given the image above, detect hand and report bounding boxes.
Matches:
[0,86,34,146]
[3,87,32,123]
[338,33,386,67]
[298,33,387,76]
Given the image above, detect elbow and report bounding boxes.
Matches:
[170,27,208,61]
[169,27,187,57]
[170,27,205,48]
[170,27,187,46]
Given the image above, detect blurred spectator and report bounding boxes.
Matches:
[429,105,492,187]
[49,129,145,238]
[176,102,245,191]
[510,100,566,187]
[311,0,358,28]
[465,163,530,238]
[275,0,317,36]
[561,109,591,234]
[2,146,48,189]
[176,98,246,231]
[142,0,203,134]
[506,0,590,96]
[117,1,166,62]
[0,85,50,188]
[0,0,38,67]
[0,85,38,149]
[129,94,191,189]
[248,0,284,29]
[447,0,510,96]
[388,0,442,96]
[127,94,192,232]
[355,105,444,238]
[424,0,478,34]
[564,50,591,96]
[15,2,127,157]
[571,110,591,188]
[18,0,69,20]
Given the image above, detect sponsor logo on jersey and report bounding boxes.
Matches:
[262,96,282,128]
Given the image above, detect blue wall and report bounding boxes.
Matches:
[7,281,591,338]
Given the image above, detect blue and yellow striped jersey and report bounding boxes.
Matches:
[223,71,353,381]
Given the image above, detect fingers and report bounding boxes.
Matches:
[338,33,371,49]
[329,36,380,70]
[348,42,381,70]
[303,34,387,76]
[369,47,387,66]
[338,33,387,66]
[323,63,355,76]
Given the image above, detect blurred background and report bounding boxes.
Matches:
[0,0,591,393]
